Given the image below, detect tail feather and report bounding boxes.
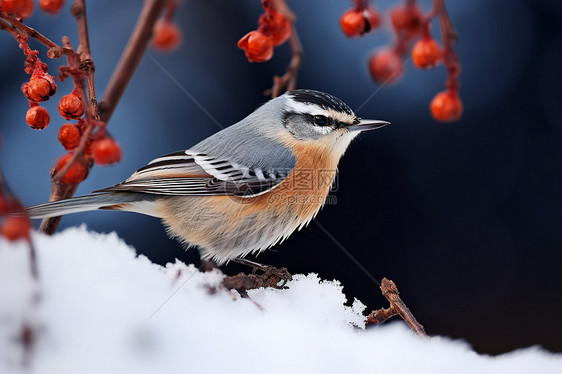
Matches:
[26,192,153,219]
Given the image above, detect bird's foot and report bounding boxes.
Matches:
[221,258,292,296]
[232,257,292,288]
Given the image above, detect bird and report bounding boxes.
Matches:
[27,89,389,265]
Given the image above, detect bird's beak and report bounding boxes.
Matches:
[348,119,390,132]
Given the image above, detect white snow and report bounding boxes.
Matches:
[0,226,560,373]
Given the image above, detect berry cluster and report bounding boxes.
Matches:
[151,0,182,52]
[12,33,122,184]
[8,37,116,186]
[18,35,57,130]
[1,0,174,234]
[341,0,462,122]
[238,0,292,63]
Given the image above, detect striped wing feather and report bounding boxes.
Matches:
[96,150,291,197]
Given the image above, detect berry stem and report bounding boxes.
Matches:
[406,0,417,8]
[264,0,302,98]
[433,0,460,92]
[352,0,366,11]
[0,13,73,58]
[164,0,178,21]
[271,0,295,22]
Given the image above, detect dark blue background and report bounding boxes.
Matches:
[1,0,561,354]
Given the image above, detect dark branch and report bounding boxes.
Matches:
[98,0,168,123]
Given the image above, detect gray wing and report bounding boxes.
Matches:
[96,150,294,197]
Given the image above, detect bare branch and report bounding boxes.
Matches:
[71,0,99,120]
[99,0,169,123]
[366,278,428,338]
[0,13,73,57]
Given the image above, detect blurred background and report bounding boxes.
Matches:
[1,0,561,355]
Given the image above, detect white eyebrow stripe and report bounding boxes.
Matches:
[286,97,356,124]
[286,98,330,116]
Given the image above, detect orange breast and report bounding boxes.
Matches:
[233,141,337,221]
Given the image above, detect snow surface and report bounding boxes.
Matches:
[0,226,561,374]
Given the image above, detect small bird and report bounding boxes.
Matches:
[27,90,388,265]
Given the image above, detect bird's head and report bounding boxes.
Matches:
[263,89,389,158]
[280,89,389,139]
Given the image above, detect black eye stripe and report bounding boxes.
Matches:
[283,111,351,130]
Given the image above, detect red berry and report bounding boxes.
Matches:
[92,137,122,165]
[368,49,403,84]
[23,74,57,102]
[430,91,463,122]
[151,19,182,52]
[55,153,88,184]
[25,105,50,130]
[412,37,442,69]
[58,123,81,151]
[340,8,381,38]
[0,0,34,18]
[237,30,274,63]
[340,9,365,38]
[1,216,31,241]
[58,92,83,120]
[260,11,291,46]
[38,0,64,14]
[390,5,423,37]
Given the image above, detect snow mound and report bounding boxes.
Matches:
[0,226,560,373]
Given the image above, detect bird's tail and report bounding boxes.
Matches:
[26,192,153,219]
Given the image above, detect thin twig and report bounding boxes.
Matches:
[433,0,459,92]
[0,13,73,58]
[264,0,302,98]
[98,0,169,123]
[71,0,99,120]
[366,278,428,338]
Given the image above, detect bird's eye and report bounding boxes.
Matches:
[314,115,328,126]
